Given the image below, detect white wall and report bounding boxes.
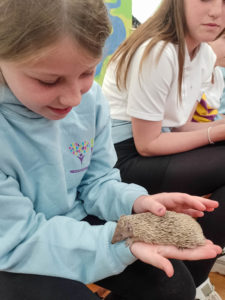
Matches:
[132,0,162,23]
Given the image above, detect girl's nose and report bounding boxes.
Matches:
[59,83,82,107]
[208,0,223,18]
[59,94,82,107]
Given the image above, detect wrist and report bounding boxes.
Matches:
[207,127,214,144]
[208,124,225,144]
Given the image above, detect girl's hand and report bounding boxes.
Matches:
[130,240,222,277]
[132,193,219,218]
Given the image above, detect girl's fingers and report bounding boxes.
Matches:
[158,193,219,212]
[134,193,219,218]
[130,241,221,278]
[175,195,208,211]
[178,208,204,217]
[146,201,166,216]
[157,243,222,261]
[200,198,219,209]
[149,254,174,278]
[130,242,174,277]
[205,207,215,212]
[134,195,166,215]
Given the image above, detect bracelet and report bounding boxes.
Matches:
[207,127,214,144]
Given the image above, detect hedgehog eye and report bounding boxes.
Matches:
[127,226,132,232]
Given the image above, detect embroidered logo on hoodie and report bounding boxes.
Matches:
[69,139,94,173]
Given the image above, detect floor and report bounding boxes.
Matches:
[88,272,225,299]
[87,284,110,298]
[209,272,225,299]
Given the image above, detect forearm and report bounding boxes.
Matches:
[0,203,134,284]
[138,130,208,156]
[137,125,225,156]
[172,118,225,132]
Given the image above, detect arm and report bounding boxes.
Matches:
[172,94,225,132]
[132,117,225,156]
[79,86,148,220]
[0,170,136,284]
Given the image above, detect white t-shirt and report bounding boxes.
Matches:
[102,40,216,137]
[204,66,224,109]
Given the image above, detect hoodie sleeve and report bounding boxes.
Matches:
[78,84,148,221]
[0,170,136,283]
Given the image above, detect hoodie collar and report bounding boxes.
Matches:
[0,85,44,119]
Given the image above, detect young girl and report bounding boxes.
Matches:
[102,0,225,299]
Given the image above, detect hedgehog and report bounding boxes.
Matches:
[111,211,206,249]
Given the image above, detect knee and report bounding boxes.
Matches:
[158,279,195,300]
[131,260,196,300]
[136,274,196,300]
[157,260,196,300]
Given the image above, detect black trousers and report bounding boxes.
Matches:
[0,215,196,300]
[114,138,225,286]
[0,260,196,300]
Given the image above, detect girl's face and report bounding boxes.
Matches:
[0,37,101,120]
[184,0,225,54]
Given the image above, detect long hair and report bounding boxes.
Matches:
[110,0,187,96]
[0,0,111,62]
[217,27,225,38]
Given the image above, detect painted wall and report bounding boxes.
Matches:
[132,0,162,23]
[95,0,132,86]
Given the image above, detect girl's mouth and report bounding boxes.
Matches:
[48,106,72,115]
[204,23,219,28]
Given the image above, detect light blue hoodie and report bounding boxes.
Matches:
[0,82,147,284]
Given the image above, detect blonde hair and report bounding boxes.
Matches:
[110,0,187,96]
[0,0,111,62]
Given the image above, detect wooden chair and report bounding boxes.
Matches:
[87,284,110,299]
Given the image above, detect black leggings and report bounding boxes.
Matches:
[114,138,225,286]
[0,215,196,300]
[0,261,196,300]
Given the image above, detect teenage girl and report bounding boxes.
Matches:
[102,0,225,298]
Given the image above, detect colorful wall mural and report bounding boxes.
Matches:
[95,0,132,86]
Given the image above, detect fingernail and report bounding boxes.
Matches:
[158,207,165,214]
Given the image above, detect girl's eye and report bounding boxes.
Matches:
[80,71,94,78]
[38,79,60,86]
